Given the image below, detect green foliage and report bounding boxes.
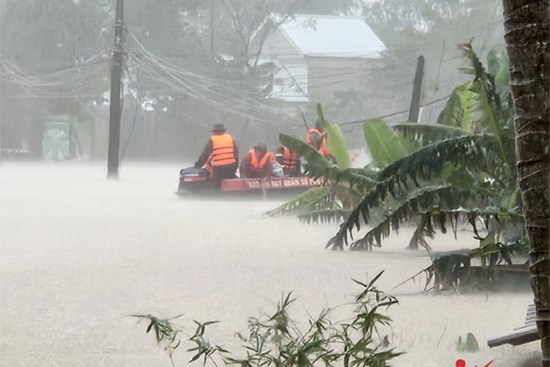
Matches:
[456,333,480,353]
[363,118,411,168]
[324,43,522,251]
[279,133,334,178]
[130,314,185,365]
[267,186,340,217]
[437,84,476,130]
[396,239,529,293]
[133,273,401,367]
[392,123,468,148]
[487,47,510,98]
[317,104,352,169]
[274,42,524,257]
[188,321,229,364]
[1,0,113,69]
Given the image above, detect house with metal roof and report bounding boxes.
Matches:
[256,14,388,104]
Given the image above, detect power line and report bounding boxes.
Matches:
[340,95,450,127]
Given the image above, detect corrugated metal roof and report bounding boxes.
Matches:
[277,15,386,58]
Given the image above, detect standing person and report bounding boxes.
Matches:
[194,123,238,189]
[274,144,301,176]
[239,144,276,178]
[306,124,334,161]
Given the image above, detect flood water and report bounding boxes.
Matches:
[0,162,541,367]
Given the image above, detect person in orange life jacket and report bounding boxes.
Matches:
[239,144,276,178]
[306,123,332,160]
[194,123,238,189]
[274,145,301,176]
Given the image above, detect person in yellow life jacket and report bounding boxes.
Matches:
[274,145,301,176]
[306,127,331,159]
[194,123,238,189]
[239,144,276,178]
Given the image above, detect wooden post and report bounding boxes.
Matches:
[408,55,425,122]
[107,0,124,179]
[261,177,267,200]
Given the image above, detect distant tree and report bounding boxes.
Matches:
[0,0,112,70]
[125,0,210,60]
[363,0,501,47]
[216,0,359,70]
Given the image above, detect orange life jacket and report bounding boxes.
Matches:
[249,149,274,174]
[280,146,299,172]
[210,133,236,167]
[306,128,330,158]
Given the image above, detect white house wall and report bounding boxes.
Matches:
[259,26,386,105]
[270,60,308,102]
[306,57,376,104]
[260,29,309,102]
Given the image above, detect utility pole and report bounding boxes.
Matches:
[107,0,124,179]
[407,55,425,123]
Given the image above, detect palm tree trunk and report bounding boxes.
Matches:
[502,0,549,365]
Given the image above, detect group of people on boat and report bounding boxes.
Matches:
[193,123,331,188]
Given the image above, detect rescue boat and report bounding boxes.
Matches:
[176,167,321,197]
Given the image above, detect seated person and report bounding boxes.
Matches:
[239,144,276,178]
[194,123,238,189]
[274,144,302,176]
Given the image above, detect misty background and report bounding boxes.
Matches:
[0,0,504,163]
[0,2,543,366]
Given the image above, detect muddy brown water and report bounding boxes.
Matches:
[0,162,541,366]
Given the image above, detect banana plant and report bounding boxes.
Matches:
[269,105,409,221]
[363,118,411,169]
[326,42,523,251]
[272,42,523,257]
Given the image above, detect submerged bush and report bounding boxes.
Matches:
[132,271,401,367]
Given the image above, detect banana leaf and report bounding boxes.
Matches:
[268,186,336,217]
[437,83,476,130]
[279,133,334,177]
[487,47,510,97]
[392,122,468,147]
[363,118,411,168]
[316,104,351,169]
